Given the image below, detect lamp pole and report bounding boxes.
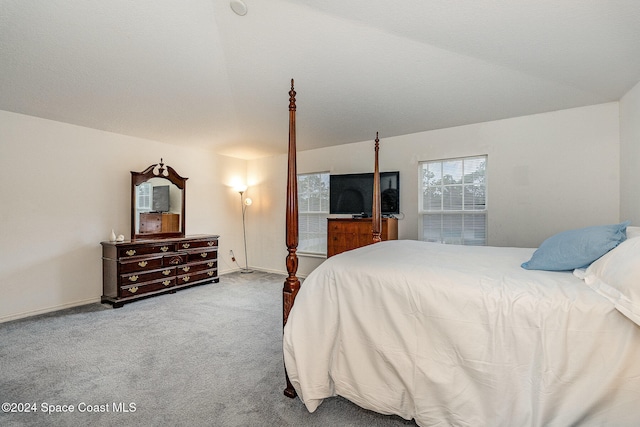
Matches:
[239,190,253,273]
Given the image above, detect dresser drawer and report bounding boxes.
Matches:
[200,269,218,280]
[120,277,175,297]
[120,267,175,285]
[176,268,217,286]
[182,259,217,274]
[118,243,176,258]
[163,253,186,266]
[177,238,218,250]
[186,248,218,262]
[327,218,397,257]
[120,255,165,274]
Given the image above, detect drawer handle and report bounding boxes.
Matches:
[182,243,190,248]
[200,253,208,258]
[138,261,148,267]
[182,276,190,282]
[208,271,214,276]
[207,262,214,267]
[126,250,136,256]
[129,275,139,282]
[182,266,190,272]
[160,246,169,252]
[129,286,139,293]
[162,269,171,276]
[207,241,215,246]
[169,258,180,265]
[162,280,171,287]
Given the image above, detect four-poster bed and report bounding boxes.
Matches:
[282,80,384,398]
[281,81,640,426]
[282,79,301,398]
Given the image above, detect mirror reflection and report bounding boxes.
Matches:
[131,159,187,240]
[134,178,183,234]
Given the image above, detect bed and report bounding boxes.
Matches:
[280,81,640,426]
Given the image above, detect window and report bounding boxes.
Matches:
[136,182,152,211]
[298,172,330,255]
[419,156,487,245]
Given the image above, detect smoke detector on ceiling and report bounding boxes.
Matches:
[230,0,248,16]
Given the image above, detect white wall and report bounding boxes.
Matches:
[0,111,246,322]
[1,99,632,320]
[620,81,640,224]
[248,102,621,277]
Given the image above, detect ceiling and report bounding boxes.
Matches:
[2,1,640,159]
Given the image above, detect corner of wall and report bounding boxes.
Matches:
[619,80,640,225]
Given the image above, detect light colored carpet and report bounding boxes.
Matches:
[0,271,414,426]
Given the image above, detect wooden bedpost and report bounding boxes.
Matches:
[372,132,382,243]
[283,79,300,399]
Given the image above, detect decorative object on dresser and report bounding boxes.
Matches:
[101,235,219,308]
[327,217,398,257]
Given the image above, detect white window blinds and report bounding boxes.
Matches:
[419,156,487,245]
[297,172,330,255]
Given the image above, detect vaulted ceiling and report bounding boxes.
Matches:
[2,1,640,159]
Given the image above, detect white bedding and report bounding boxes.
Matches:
[283,240,640,426]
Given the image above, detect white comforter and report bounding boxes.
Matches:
[283,240,640,426]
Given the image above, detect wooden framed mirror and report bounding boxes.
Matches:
[131,159,187,240]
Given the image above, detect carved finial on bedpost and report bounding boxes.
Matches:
[372,132,382,243]
[289,79,296,110]
[284,79,300,399]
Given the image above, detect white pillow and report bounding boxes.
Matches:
[627,226,640,239]
[582,236,640,326]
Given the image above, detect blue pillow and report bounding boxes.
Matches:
[521,221,630,271]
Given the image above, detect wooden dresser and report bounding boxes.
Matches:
[327,218,398,257]
[139,212,180,233]
[101,234,219,308]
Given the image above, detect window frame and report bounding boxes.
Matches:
[418,155,488,245]
[136,182,152,211]
[297,171,330,257]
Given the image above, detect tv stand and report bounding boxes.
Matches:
[327,217,398,257]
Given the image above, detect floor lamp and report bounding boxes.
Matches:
[238,187,253,273]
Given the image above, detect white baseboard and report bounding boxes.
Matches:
[0,297,102,324]
[2,270,307,323]
[219,267,307,279]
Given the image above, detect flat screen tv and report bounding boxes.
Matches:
[329,171,400,216]
[152,185,170,212]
